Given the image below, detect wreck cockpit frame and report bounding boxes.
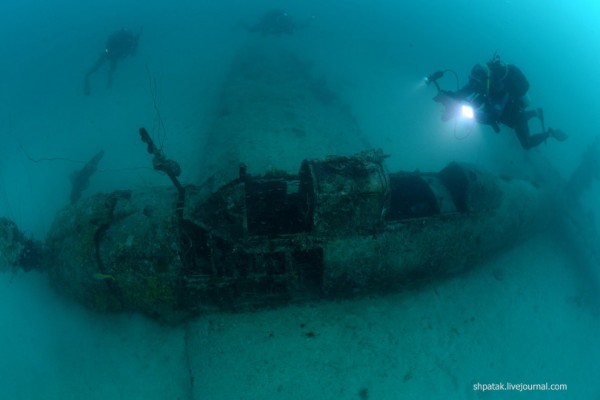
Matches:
[1,142,597,323]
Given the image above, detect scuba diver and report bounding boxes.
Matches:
[239,9,313,36]
[84,28,142,96]
[430,54,568,150]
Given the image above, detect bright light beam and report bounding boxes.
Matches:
[461,104,474,120]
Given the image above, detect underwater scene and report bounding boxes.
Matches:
[1,0,599,398]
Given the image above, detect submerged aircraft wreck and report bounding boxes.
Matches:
[1,45,599,324]
[4,137,598,324]
[0,142,547,321]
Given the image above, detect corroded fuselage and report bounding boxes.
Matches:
[43,150,550,323]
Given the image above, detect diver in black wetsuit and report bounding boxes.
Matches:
[441,54,568,150]
[240,9,313,36]
[84,28,142,95]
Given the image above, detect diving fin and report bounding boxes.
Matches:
[548,127,568,142]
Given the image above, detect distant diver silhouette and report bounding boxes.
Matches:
[84,27,142,96]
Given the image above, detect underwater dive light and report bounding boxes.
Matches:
[460,104,475,120]
[424,70,444,85]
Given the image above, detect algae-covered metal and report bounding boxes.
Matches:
[42,149,549,323]
[0,217,42,272]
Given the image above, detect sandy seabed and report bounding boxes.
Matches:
[1,234,598,400]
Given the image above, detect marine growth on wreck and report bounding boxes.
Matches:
[1,45,598,325]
